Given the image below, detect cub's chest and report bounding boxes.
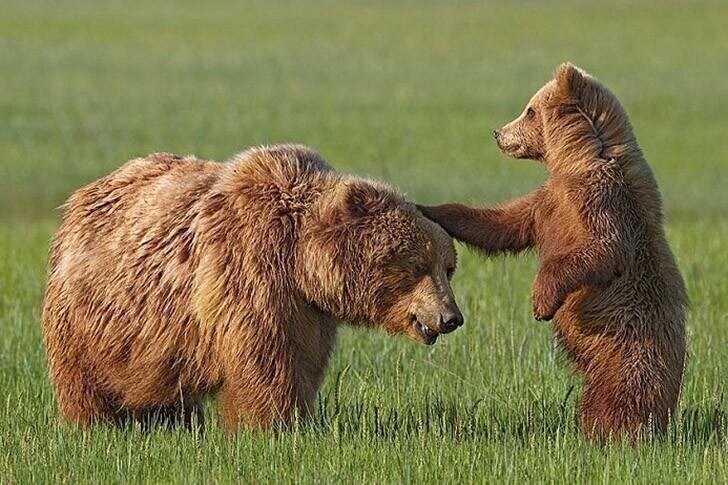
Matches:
[534,190,588,256]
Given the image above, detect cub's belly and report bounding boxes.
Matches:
[551,283,631,368]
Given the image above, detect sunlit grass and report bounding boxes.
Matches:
[1,1,726,482]
[0,220,725,482]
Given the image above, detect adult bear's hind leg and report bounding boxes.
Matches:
[51,362,120,427]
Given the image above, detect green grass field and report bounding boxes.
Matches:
[1,1,727,482]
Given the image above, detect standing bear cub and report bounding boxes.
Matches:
[43,144,463,430]
[422,64,688,439]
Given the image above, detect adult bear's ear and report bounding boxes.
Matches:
[340,180,394,219]
[554,62,585,99]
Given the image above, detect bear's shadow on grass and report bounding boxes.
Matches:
[128,401,726,446]
[121,394,575,442]
[305,385,726,445]
[109,404,207,435]
[127,392,725,445]
[308,394,577,443]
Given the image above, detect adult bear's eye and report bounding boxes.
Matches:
[526,107,536,119]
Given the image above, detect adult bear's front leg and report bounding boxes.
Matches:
[216,364,303,432]
[214,312,318,433]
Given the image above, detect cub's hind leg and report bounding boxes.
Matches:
[578,338,684,440]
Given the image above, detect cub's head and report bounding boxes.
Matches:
[493,63,629,168]
[301,179,463,345]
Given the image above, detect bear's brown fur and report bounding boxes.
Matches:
[421,64,688,440]
[43,144,463,431]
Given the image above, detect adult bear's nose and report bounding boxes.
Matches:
[492,129,500,140]
[439,310,464,334]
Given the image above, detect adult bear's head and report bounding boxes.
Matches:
[299,178,463,345]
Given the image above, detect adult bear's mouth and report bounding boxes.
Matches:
[411,316,438,345]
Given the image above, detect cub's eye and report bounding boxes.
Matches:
[526,107,536,119]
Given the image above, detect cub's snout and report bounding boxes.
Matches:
[494,85,549,161]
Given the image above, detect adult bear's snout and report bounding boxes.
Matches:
[439,308,464,334]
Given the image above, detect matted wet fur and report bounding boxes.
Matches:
[421,64,688,440]
[43,144,462,431]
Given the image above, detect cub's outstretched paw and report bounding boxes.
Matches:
[416,204,460,237]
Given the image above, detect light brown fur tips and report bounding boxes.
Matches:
[42,145,463,431]
[421,64,688,440]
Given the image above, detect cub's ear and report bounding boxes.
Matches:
[554,62,586,98]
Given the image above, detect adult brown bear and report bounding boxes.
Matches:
[422,64,688,440]
[43,144,463,430]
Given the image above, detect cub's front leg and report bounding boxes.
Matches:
[418,189,541,255]
[532,256,571,321]
[532,247,621,321]
[532,179,627,321]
